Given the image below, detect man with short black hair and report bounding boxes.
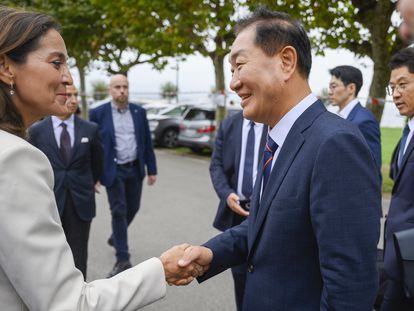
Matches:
[382,47,414,311]
[328,65,381,175]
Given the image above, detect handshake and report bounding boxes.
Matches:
[159,244,213,286]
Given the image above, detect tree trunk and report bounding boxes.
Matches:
[77,65,88,119]
[211,53,227,126]
[365,0,393,123]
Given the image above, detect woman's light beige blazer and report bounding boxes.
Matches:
[0,130,166,310]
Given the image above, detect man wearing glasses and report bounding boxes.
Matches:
[382,47,414,310]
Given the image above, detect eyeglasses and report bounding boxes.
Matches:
[386,80,414,96]
[328,83,345,91]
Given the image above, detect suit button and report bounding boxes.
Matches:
[247,264,254,273]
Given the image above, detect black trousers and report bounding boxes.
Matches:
[61,194,91,280]
[380,279,414,311]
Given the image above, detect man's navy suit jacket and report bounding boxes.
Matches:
[347,102,382,175]
[209,111,266,231]
[199,100,381,311]
[89,102,157,187]
[29,116,103,221]
[384,128,414,281]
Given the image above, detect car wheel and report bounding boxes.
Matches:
[161,128,178,148]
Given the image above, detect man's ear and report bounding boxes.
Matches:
[347,83,357,97]
[279,45,297,81]
[0,55,15,85]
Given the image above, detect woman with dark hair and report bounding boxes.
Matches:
[0,7,198,311]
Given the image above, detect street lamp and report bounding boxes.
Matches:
[171,58,179,104]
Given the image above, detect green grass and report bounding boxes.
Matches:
[381,127,403,193]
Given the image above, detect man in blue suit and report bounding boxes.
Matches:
[209,111,266,310]
[328,65,382,176]
[89,74,157,277]
[29,84,103,279]
[177,8,381,310]
[381,47,414,311]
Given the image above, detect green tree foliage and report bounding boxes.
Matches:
[91,80,108,100]
[248,0,404,122]
[160,82,177,99]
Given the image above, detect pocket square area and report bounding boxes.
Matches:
[81,137,89,143]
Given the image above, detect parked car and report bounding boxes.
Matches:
[148,104,193,148]
[177,106,243,153]
[142,103,171,118]
[177,106,216,153]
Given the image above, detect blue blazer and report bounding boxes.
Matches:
[89,102,157,187]
[29,116,103,221]
[199,101,381,310]
[384,130,414,281]
[209,111,267,231]
[347,102,381,175]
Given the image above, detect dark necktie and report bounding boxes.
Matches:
[398,124,410,168]
[60,122,71,164]
[262,135,278,191]
[242,121,255,199]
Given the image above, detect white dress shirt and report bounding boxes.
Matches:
[237,119,264,200]
[337,98,359,119]
[268,93,318,168]
[51,114,75,148]
[401,118,414,157]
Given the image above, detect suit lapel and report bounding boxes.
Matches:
[233,113,243,175]
[129,104,141,146]
[45,117,66,165]
[249,101,326,251]
[393,133,414,187]
[105,103,116,145]
[346,102,361,122]
[70,116,82,163]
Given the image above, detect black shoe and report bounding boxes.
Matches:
[107,260,132,278]
[107,237,114,247]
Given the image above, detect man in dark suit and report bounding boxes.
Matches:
[328,65,382,175]
[209,111,266,310]
[381,47,414,311]
[89,74,157,278]
[177,8,381,310]
[29,84,103,279]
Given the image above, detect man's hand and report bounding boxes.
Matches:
[227,193,249,217]
[177,245,213,283]
[94,181,101,193]
[159,244,206,286]
[147,175,156,186]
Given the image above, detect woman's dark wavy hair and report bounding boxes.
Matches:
[0,7,61,137]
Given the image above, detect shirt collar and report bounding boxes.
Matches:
[111,101,129,113]
[408,117,414,132]
[51,114,74,129]
[338,98,359,119]
[268,93,318,148]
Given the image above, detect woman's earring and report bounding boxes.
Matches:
[10,81,14,96]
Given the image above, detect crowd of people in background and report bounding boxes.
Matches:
[0,0,414,310]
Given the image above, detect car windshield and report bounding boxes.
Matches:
[146,107,166,115]
[161,106,189,117]
[185,109,215,121]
